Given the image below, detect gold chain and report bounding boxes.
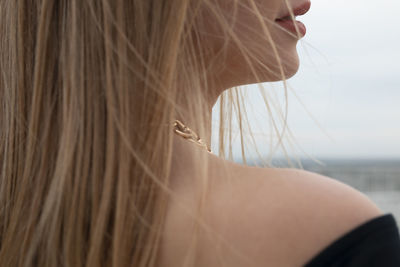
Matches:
[173,120,211,153]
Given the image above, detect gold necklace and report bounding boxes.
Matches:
[173,120,211,153]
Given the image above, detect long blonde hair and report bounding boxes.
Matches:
[0,0,295,266]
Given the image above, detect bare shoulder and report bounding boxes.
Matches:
[159,161,384,267]
[201,165,384,267]
[254,167,384,220]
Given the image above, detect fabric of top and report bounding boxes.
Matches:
[304,214,400,267]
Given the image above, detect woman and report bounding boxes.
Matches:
[0,0,399,266]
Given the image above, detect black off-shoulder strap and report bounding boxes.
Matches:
[305,214,400,267]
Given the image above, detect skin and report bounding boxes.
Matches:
[177,0,309,143]
[199,0,304,91]
[164,0,383,266]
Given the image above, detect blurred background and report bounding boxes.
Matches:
[211,0,400,223]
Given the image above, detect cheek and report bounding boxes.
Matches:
[193,0,300,86]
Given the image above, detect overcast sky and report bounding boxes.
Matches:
[212,0,400,160]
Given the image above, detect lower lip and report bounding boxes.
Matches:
[275,20,307,37]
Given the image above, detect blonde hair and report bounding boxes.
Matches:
[0,0,298,266]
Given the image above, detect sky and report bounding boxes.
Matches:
[211,0,400,160]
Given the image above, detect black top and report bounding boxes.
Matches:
[304,214,400,267]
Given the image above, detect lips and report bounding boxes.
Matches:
[275,1,311,37]
[276,1,311,21]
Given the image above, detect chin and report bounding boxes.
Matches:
[210,43,301,88]
[277,52,300,80]
[257,49,300,82]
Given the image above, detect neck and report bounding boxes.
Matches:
[169,92,214,185]
[169,81,226,186]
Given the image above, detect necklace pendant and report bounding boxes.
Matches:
[173,120,211,153]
